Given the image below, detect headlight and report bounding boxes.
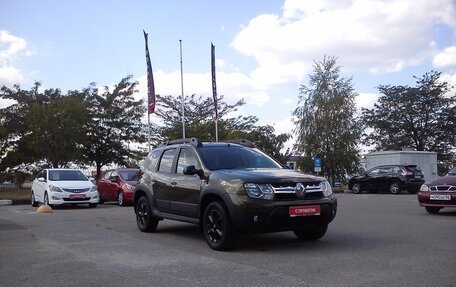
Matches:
[244,183,274,200]
[124,183,135,190]
[49,184,63,193]
[420,184,429,192]
[320,181,333,197]
[90,185,98,192]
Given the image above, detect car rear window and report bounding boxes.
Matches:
[405,165,421,172]
[49,170,88,181]
[198,146,282,170]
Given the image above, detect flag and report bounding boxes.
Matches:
[211,43,218,119]
[143,30,155,114]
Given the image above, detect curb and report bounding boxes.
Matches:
[0,199,30,206]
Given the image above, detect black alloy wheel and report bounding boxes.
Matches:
[136,196,159,232]
[203,201,236,251]
[293,224,328,241]
[31,191,38,207]
[389,181,401,194]
[351,182,361,194]
[118,191,125,206]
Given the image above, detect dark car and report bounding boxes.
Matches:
[97,168,139,206]
[134,138,337,250]
[348,164,425,194]
[417,167,456,214]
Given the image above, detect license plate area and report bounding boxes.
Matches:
[70,194,86,199]
[289,205,320,217]
[430,194,451,201]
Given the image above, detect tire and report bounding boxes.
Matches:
[203,201,237,251]
[44,192,52,206]
[99,196,104,204]
[118,191,125,206]
[389,181,401,194]
[89,203,98,208]
[31,191,38,207]
[351,182,361,194]
[425,206,441,214]
[135,196,159,232]
[293,224,328,241]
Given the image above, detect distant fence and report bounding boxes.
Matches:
[0,182,32,189]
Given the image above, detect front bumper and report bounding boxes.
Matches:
[226,193,337,233]
[48,191,100,205]
[417,192,456,208]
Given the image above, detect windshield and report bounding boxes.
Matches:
[447,167,456,176]
[198,146,282,170]
[49,170,88,181]
[119,170,139,181]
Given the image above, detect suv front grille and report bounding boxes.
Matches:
[270,181,324,200]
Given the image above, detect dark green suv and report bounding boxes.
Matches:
[134,138,337,250]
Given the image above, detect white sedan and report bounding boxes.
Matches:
[31,169,99,208]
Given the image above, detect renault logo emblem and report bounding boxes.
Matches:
[295,183,306,197]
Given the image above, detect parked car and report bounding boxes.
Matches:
[97,168,139,206]
[348,164,425,194]
[31,169,99,208]
[417,167,456,214]
[134,138,337,251]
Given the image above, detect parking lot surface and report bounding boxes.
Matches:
[1,193,455,286]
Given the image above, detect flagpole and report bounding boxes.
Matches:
[211,43,219,142]
[180,40,185,139]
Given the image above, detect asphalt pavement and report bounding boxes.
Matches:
[1,194,455,287]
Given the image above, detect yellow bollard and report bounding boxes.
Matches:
[37,204,53,213]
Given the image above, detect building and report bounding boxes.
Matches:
[365,150,438,181]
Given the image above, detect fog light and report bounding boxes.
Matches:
[253,215,260,222]
[52,196,61,200]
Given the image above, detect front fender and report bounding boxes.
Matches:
[134,183,155,212]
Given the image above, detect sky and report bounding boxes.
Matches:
[1,0,456,151]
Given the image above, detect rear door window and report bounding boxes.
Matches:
[158,149,176,173]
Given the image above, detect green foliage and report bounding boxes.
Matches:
[81,76,147,178]
[0,76,147,178]
[362,71,456,161]
[152,94,290,163]
[0,82,89,169]
[292,56,362,182]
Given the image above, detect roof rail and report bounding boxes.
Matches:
[221,139,256,148]
[163,137,203,147]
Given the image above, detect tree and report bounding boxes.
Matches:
[292,56,362,183]
[151,94,290,163]
[82,76,147,178]
[362,71,456,161]
[0,82,90,170]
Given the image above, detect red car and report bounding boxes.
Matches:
[97,168,139,206]
[417,167,456,214]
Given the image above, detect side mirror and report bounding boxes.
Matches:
[183,165,204,177]
[110,176,119,183]
[38,177,46,183]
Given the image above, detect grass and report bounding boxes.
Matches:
[0,188,30,200]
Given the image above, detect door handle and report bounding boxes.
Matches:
[170,181,177,186]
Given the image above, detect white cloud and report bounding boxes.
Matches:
[356,93,379,111]
[433,46,456,68]
[0,30,32,87]
[136,68,270,108]
[231,0,456,88]
[440,71,456,97]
